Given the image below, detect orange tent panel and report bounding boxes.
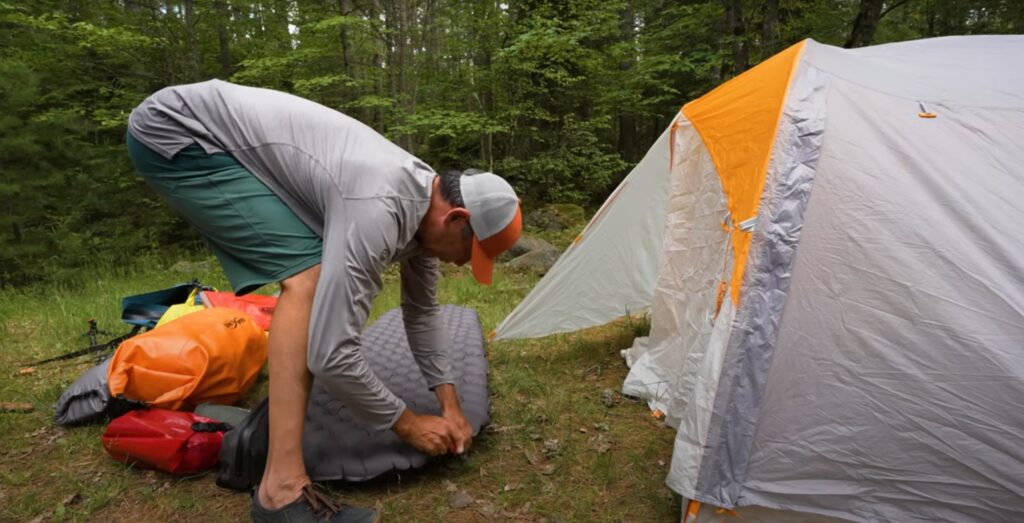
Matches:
[682,40,806,304]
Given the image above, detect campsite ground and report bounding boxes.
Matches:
[0,250,679,522]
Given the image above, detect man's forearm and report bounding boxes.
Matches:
[433,383,461,413]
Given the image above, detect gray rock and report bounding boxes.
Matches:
[601,389,616,408]
[449,489,474,509]
[169,259,211,274]
[526,204,585,232]
[505,247,561,275]
[542,439,561,457]
[498,235,556,262]
[590,434,612,454]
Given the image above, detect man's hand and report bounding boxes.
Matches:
[435,384,472,454]
[391,409,454,456]
[442,408,472,454]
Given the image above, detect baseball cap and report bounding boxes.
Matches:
[460,172,522,285]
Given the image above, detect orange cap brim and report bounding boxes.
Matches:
[470,207,523,285]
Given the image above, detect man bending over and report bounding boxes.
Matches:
[127,80,522,522]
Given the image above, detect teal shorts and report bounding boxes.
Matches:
[126,132,322,295]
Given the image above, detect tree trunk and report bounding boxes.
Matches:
[214,0,233,78]
[762,0,778,56]
[383,0,400,137]
[723,0,748,74]
[926,0,936,36]
[845,0,885,48]
[408,0,422,117]
[371,0,386,132]
[617,0,636,163]
[338,0,354,73]
[424,0,439,72]
[159,0,179,83]
[397,0,413,150]
[184,0,201,81]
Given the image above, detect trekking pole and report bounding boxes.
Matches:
[28,324,141,366]
[83,318,110,347]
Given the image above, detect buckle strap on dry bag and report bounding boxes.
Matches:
[192,421,233,433]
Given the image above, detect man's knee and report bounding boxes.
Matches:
[280,264,321,297]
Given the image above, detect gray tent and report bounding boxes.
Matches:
[496,36,1024,522]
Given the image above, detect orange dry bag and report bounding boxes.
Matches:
[107,307,267,410]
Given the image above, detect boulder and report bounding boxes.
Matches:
[505,245,561,275]
[526,204,585,232]
[169,259,211,274]
[498,235,556,262]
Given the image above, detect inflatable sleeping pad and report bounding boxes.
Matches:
[218,305,489,489]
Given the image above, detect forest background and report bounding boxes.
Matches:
[2,0,1022,287]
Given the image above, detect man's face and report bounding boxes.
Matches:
[424,213,473,266]
[434,230,472,266]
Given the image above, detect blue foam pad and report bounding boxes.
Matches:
[303,305,489,481]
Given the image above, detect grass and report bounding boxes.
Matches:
[0,253,678,522]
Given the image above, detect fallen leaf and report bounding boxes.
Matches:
[518,501,532,515]
[524,451,542,466]
[1,402,33,413]
[443,480,458,493]
[486,423,523,434]
[476,500,502,518]
[28,509,52,523]
[578,427,588,434]
[502,483,521,492]
[47,427,67,445]
[590,434,612,454]
[449,489,474,509]
[537,463,556,475]
[593,422,610,432]
[61,492,81,507]
[658,460,666,466]
[17,368,35,376]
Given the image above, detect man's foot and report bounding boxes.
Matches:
[257,477,309,511]
[251,484,377,523]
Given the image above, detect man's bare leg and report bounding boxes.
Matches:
[257,265,320,509]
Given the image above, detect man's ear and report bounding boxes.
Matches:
[444,207,471,227]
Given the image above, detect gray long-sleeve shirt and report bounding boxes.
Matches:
[128,79,452,431]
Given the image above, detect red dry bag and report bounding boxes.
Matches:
[102,409,230,474]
